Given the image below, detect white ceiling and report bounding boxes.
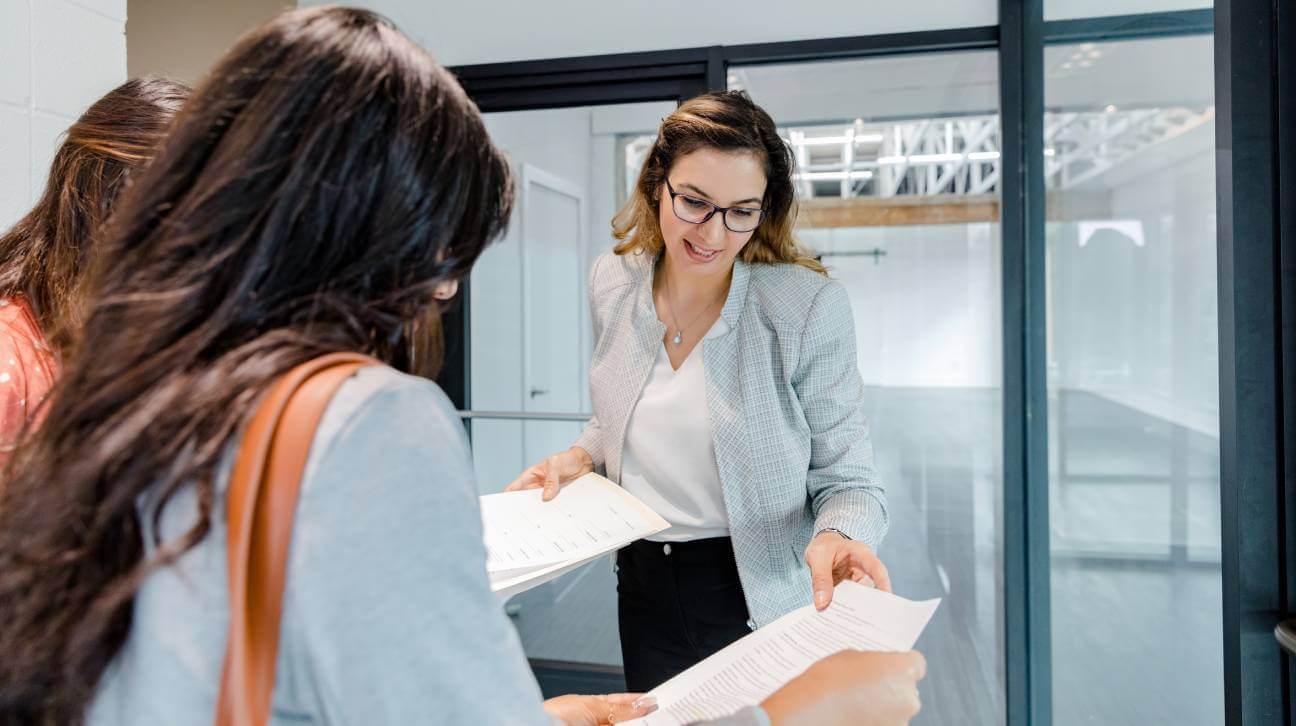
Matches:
[735,35,1214,127]
[304,0,998,67]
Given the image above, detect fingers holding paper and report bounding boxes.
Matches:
[504,446,595,501]
[637,583,938,726]
[805,533,892,610]
[762,650,925,726]
[541,692,657,725]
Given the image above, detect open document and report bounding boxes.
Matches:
[481,473,669,598]
[624,581,941,726]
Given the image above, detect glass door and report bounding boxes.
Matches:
[467,100,678,681]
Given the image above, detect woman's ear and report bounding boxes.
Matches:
[432,279,459,301]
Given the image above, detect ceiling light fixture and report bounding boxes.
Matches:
[908,152,964,163]
[795,171,875,181]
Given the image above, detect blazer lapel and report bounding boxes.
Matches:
[605,256,665,482]
[704,260,755,526]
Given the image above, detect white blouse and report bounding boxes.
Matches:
[620,317,730,542]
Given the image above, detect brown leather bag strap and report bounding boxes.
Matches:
[215,352,379,726]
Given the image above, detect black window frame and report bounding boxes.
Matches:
[441,6,1295,723]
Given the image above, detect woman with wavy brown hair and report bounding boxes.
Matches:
[509,91,893,692]
[0,8,922,726]
[0,77,189,455]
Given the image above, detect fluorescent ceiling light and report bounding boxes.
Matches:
[798,135,852,146]
[795,171,874,181]
[877,155,907,164]
[967,151,1000,161]
[908,153,964,163]
[795,133,886,146]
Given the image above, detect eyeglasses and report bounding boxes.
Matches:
[665,179,765,234]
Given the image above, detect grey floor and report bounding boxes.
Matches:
[504,388,1224,725]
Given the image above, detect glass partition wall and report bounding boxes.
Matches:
[447,7,1238,723]
[1042,33,1221,725]
[733,50,1006,725]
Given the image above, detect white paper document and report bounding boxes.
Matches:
[624,582,941,726]
[481,473,670,598]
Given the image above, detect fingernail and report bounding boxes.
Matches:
[815,591,828,608]
[633,696,657,710]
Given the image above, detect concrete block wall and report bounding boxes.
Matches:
[0,0,128,232]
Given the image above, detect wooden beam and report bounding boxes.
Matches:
[795,192,1111,228]
[798,194,1000,227]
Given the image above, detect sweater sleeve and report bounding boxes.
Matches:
[284,368,553,725]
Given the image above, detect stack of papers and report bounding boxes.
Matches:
[481,473,670,598]
[623,582,940,725]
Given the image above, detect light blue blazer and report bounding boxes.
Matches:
[574,250,888,627]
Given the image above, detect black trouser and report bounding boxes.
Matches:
[615,536,753,692]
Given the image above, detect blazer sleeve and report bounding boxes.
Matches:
[793,280,889,550]
[572,253,607,473]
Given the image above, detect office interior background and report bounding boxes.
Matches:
[0,0,1290,724]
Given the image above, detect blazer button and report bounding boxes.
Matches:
[662,543,672,555]
[746,618,757,631]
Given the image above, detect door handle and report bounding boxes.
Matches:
[1275,619,1296,656]
[529,387,549,398]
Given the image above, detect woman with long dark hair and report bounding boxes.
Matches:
[0,8,922,725]
[0,77,189,455]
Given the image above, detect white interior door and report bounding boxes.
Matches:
[468,173,525,494]
[519,164,586,466]
[469,163,587,493]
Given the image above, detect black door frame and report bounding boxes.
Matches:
[1214,0,1296,722]
[443,7,1293,724]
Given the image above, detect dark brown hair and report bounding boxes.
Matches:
[0,77,190,359]
[0,7,512,724]
[613,90,825,274]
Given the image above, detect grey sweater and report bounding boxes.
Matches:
[87,366,767,726]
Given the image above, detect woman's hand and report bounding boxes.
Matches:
[504,447,595,501]
[542,693,657,725]
[761,650,925,726]
[804,531,892,609]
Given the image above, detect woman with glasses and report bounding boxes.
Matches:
[507,91,892,691]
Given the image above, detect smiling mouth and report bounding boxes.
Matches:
[684,239,720,261]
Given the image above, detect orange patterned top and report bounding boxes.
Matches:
[0,297,57,457]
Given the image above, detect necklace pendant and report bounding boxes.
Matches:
[672,331,683,345]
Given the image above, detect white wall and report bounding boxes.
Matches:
[469,102,669,491]
[298,0,997,67]
[0,0,127,232]
[1047,126,1218,437]
[1043,31,1219,438]
[127,0,288,85]
[801,224,1002,389]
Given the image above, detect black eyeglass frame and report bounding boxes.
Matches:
[664,178,766,233]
